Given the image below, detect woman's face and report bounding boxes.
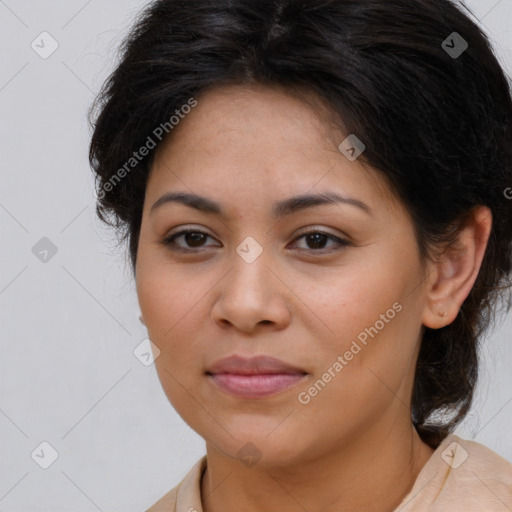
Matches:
[136,84,432,467]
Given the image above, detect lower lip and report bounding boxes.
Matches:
[208,373,307,398]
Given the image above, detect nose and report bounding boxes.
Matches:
[211,248,292,334]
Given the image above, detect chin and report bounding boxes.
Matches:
[204,417,310,468]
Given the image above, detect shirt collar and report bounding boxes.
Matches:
[175,455,207,512]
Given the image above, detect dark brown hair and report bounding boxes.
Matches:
[88,0,512,448]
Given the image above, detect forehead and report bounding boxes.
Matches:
[157,84,341,157]
[146,84,401,216]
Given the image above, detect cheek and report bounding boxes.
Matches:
[305,263,403,347]
[136,260,217,396]
[300,253,421,390]
[136,263,210,406]
[136,256,204,340]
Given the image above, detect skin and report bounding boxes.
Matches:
[135,84,492,512]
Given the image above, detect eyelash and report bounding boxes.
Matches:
[161,228,350,254]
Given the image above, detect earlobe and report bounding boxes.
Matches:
[422,206,492,329]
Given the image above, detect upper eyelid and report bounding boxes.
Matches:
[164,227,348,247]
[165,225,346,239]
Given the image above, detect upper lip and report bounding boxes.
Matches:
[206,355,307,375]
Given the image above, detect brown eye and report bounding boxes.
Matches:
[181,232,208,248]
[303,232,329,249]
[161,229,349,254]
[162,229,218,251]
[292,231,350,252]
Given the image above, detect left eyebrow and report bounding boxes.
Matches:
[149,190,372,218]
[272,191,372,217]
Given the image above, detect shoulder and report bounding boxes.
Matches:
[399,434,512,511]
[145,456,207,512]
[145,485,179,512]
[447,435,512,497]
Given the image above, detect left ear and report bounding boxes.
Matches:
[422,205,492,329]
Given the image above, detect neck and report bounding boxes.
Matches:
[201,422,434,512]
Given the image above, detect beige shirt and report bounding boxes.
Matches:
[146,434,512,511]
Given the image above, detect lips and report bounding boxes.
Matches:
[206,355,308,398]
[206,354,307,375]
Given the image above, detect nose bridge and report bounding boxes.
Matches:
[235,234,266,267]
[230,235,273,296]
[212,235,290,330]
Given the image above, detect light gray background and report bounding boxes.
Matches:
[0,1,511,511]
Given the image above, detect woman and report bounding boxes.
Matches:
[88,0,512,510]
